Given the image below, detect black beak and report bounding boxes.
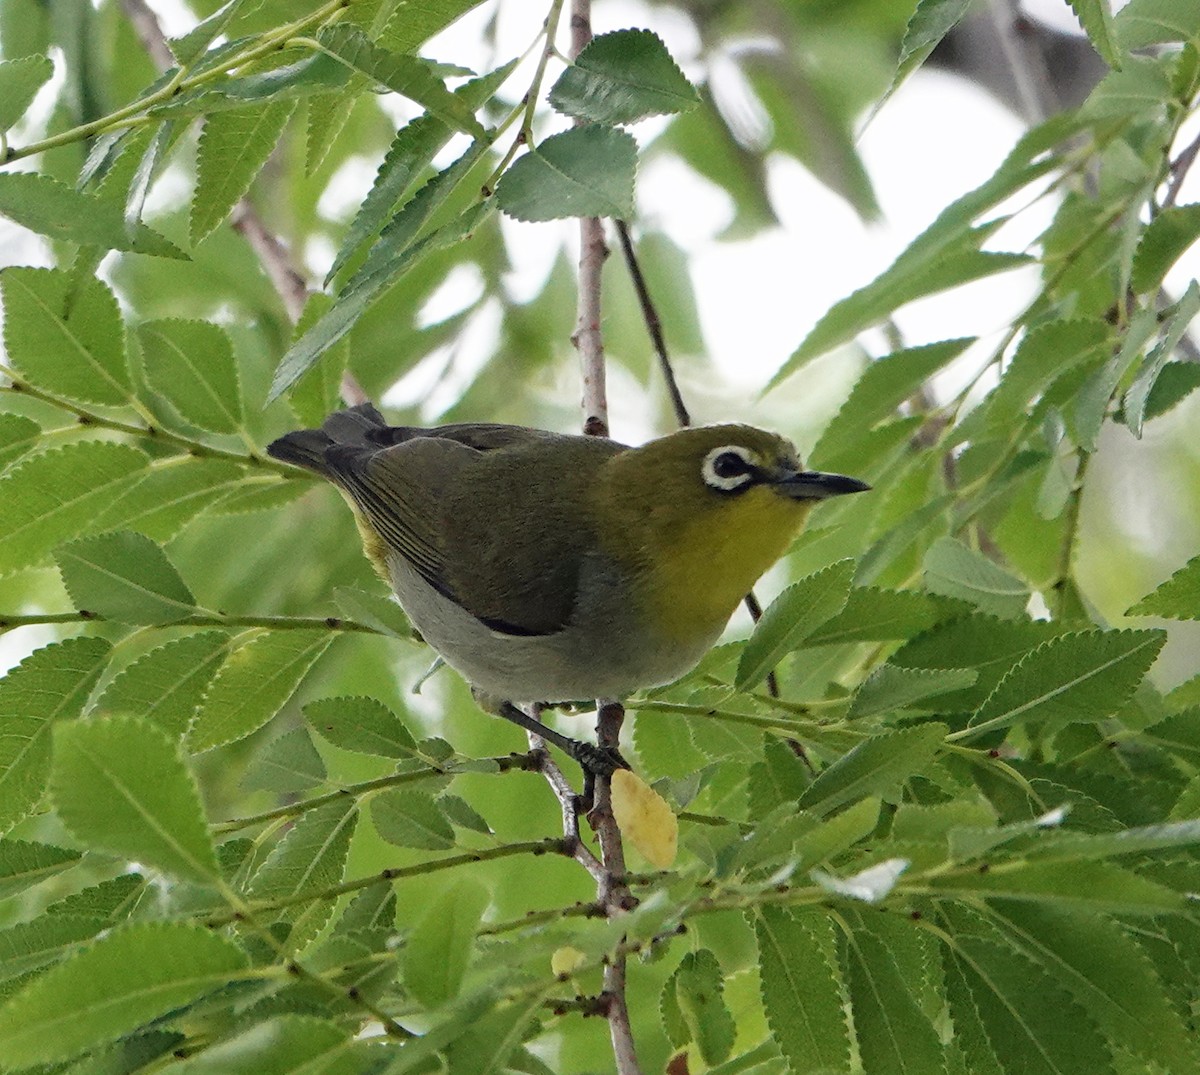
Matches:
[775,470,871,500]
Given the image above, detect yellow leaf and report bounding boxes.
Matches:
[611,769,678,868]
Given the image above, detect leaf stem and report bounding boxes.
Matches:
[0,610,380,635]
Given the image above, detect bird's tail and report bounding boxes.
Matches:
[266,403,388,475]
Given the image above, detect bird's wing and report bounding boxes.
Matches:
[320,426,620,636]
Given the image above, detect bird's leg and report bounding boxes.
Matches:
[496,702,629,778]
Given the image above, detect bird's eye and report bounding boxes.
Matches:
[702,445,757,492]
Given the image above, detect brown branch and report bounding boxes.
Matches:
[1164,129,1200,211]
[117,0,368,408]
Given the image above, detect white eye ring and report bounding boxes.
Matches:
[702,445,757,491]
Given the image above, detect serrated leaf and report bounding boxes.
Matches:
[55,530,197,625]
[802,587,948,647]
[173,1014,358,1075]
[0,54,52,132]
[1115,0,1200,49]
[845,925,948,1075]
[932,859,1182,914]
[755,909,850,1074]
[923,537,1029,619]
[876,0,973,115]
[736,560,855,690]
[1075,306,1158,450]
[314,25,483,138]
[0,914,107,980]
[848,665,977,719]
[332,586,413,639]
[0,637,111,835]
[269,190,494,400]
[246,798,356,948]
[0,841,81,900]
[187,630,333,752]
[1,266,130,405]
[0,923,248,1068]
[1142,360,1200,421]
[52,714,217,883]
[549,29,699,125]
[439,794,491,834]
[0,442,149,574]
[798,723,946,816]
[673,949,735,1066]
[371,789,454,849]
[1124,281,1200,437]
[137,319,244,433]
[991,903,1198,1071]
[404,879,488,1007]
[327,60,514,286]
[967,629,1166,736]
[496,126,636,222]
[95,631,232,739]
[0,414,40,473]
[1070,0,1123,68]
[305,696,417,757]
[45,873,144,920]
[944,935,1115,1075]
[1028,817,1200,860]
[1132,204,1200,294]
[1130,552,1200,618]
[0,173,183,257]
[191,99,295,244]
[243,726,326,793]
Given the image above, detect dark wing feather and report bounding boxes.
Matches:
[268,407,626,636]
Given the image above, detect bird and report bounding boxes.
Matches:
[267,404,868,774]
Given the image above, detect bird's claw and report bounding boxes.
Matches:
[570,741,629,778]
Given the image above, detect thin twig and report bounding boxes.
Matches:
[1163,129,1200,211]
[117,0,368,408]
[614,220,691,427]
[0,610,379,636]
[988,0,1057,124]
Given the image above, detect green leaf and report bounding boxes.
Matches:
[993,903,1198,1070]
[810,339,974,465]
[55,530,197,625]
[0,637,111,835]
[1142,360,1200,422]
[45,873,144,920]
[967,629,1166,736]
[798,723,947,816]
[802,587,950,647]
[0,414,40,473]
[0,442,149,574]
[0,841,81,900]
[314,25,484,138]
[191,99,296,244]
[1074,307,1158,451]
[269,189,494,400]
[404,879,488,1007]
[1028,818,1200,860]
[187,630,333,751]
[932,859,1182,914]
[0,922,248,1068]
[0,914,107,980]
[91,457,247,542]
[305,696,417,757]
[243,726,326,793]
[877,0,973,113]
[674,949,735,1066]
[333,586,413,639]
[1124,281,1200,437]
[845,925,948,1075]
[1,266,130,406]
[944,935,1115,1075]
[772,225,1029,389]
[246,798,357,949]
[1115,0,1200,48]
[51,714,218,883]
[923,537,1030,619]
[327,61,515,286]
[173,1014,359,1075]
[735,560,855,690]
[549,29,699,125]
[1069,0,1123,68]
[848,665,977,719]
[1130,552,1200,617]
[496,126,636,222]
[0,54,52,132]
[371,789,454,850]
[137,319,244,434]
[95,631,232,739]
[0,172,184,257]
[755,909,850,1073]
[1131,204,1200,293]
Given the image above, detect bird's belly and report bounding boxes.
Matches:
[387,557,719,703]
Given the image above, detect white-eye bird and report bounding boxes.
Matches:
[268,404,868,772]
